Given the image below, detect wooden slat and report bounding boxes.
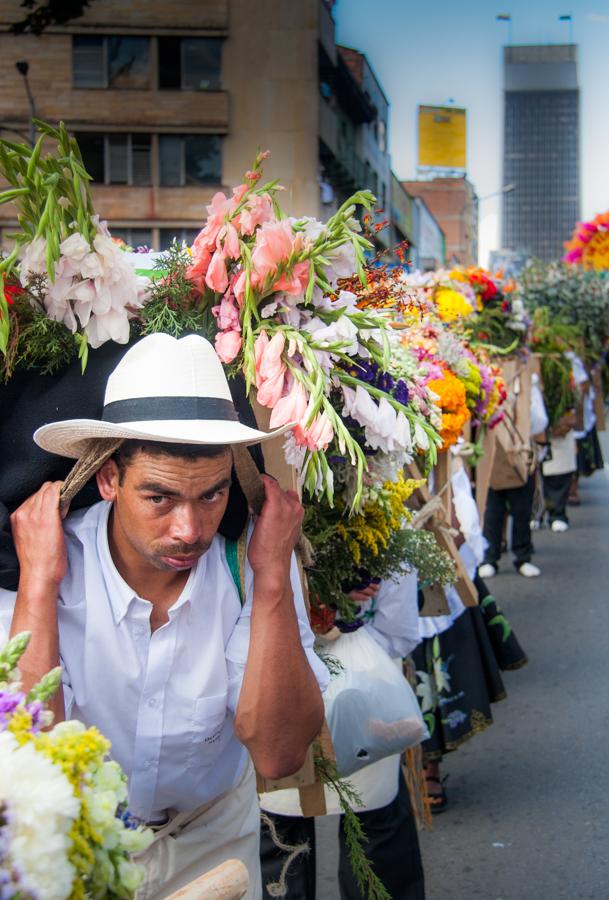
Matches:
[165,860,248,900]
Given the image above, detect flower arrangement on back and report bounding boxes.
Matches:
[179,151,441,506]
[0,121,151,371]
[0,632,152,899]
[0,125,441,510]
[564,211,609,270]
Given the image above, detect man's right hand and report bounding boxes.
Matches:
[10,482,67,588]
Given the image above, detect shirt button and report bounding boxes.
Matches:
[148,697,158,709]
[144,759,153,769]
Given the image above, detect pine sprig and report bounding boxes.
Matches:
[314,742,391,900]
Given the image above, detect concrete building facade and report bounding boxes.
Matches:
[401,176,477,266]
[502,44,580,262]
[0,0,392,249]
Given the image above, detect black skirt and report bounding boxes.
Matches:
[412,575,527,759]
[577,426,604,477]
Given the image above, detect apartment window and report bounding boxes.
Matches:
[159,135,222,186]
[110,228,153,249]
[158,37,222,90]
[73,36,150,89]
[76,133,151,185]
[159,228,200,250]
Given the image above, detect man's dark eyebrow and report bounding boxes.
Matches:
[136,477,232,498]
[137,481,183,498]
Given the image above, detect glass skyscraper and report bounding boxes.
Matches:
[502,45,580,262]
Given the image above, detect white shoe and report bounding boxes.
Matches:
[518,562,541,577]
[478,563,497,579]
[551,520,569,533]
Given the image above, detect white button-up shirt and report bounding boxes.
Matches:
[0,501,328,822]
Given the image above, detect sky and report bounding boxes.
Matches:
[334,0,609,265]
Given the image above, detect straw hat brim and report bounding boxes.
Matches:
[34,417,292,460]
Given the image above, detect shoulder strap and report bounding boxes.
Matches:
[224,530,248,608]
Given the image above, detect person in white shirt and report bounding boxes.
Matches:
[1,334,328,900]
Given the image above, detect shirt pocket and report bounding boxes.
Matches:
[186,692,229,769]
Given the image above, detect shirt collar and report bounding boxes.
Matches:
[96,502,204,626]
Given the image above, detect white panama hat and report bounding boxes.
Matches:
[34,333,291,459]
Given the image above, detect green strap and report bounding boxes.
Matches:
[225,538,244,607]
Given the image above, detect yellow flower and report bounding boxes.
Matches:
[435,288,473,322]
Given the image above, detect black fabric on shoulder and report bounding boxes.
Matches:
[0,338,264,589]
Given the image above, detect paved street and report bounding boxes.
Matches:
[317,444,609,899]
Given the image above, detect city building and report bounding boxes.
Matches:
[389,174,416,264]
[502,44,580,262]
[0,0,393,252]
[411,196,445,271]
[401,176,477,265]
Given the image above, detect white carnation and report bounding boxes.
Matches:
[0,731,78,900]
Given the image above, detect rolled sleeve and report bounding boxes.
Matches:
[225,549,329,713]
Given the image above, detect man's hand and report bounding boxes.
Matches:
[10,482,67,589]
[347,583,380,605]
[247,476,304,578]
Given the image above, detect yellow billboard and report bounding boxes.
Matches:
[418,105,467,171]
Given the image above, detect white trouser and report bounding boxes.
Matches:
[135,763,262,900]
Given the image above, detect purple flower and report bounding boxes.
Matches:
[394,379,410,406]
[351,360,378,384]
[377,371,395,393]
[0,693,24,730]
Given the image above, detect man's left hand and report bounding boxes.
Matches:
[247,475,304,577]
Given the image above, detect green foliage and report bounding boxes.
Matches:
[1,288,77,381]
[314,743,391,900]
[529,308,580,427]
[137,242,215,340]
[303,499,455,621]
[520,261,609,365]
[464,304,524,353]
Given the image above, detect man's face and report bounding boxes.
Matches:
[98,449,233,572]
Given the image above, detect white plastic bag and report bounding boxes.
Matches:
[324,627,428,777]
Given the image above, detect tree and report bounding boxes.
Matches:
[10,0,92,35]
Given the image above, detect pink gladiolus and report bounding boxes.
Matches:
[255,330,285,381]
[186,246,212,291]
[270,380,308,429]
[212,294,241,331]
[215,330,242,364]
[301,412,334,451]
[205,249,229,294]
[240,194,275,236]
[251,220,295,281]
[220,223,240,260]
[257,369,285,408]
[233,270,247,306]
[274,260,311,296]
[254,330,269,370]
[201,191,233,248]
[254,330,286,408]
[232,183,249,204]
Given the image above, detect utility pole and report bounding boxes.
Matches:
[15,60,36,147]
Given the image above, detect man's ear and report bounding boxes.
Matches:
[96,459,120,502]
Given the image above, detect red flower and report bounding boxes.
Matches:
[3,282,24,306]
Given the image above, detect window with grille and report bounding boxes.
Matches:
[159,135,222,186]
[75,133,151,185]
[73,36,150,89]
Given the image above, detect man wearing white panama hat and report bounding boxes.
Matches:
[2,333,329,899]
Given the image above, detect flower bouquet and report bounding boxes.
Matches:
[305,456,456,627]
[520,259,609,367]
[0,631,152,899]
[564,211,609,270]
[0,121,151,374]
[0,124,441,511]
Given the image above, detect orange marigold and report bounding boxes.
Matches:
[427,369,471,449]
